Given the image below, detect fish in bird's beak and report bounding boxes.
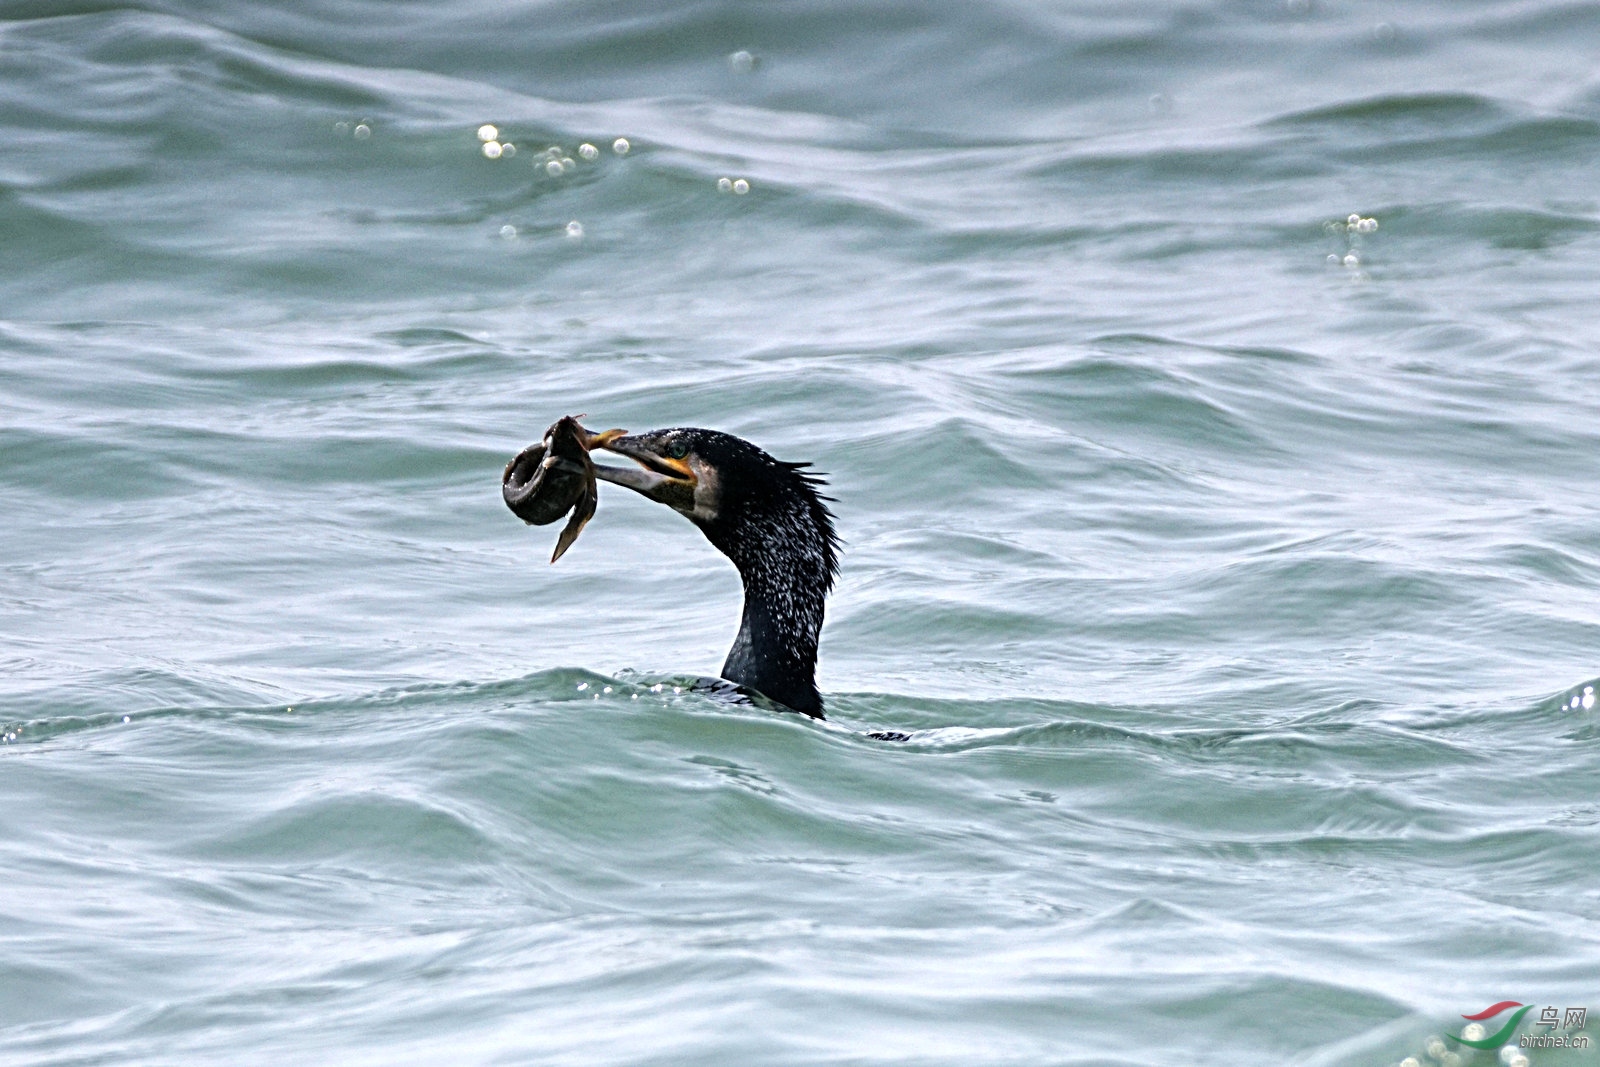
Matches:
[590,430,700,513]
[502,416,626,562]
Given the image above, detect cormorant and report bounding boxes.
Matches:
[586,428,840,719]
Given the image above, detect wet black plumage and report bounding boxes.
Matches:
[691,433,839,718]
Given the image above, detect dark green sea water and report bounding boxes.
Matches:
[3,2,1599,1064]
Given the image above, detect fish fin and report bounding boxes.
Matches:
[550,515,587,562]
[550,465,599,563]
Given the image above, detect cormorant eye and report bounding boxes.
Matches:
[666,439,690,460]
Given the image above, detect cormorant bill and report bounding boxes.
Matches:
[590,428,840,719]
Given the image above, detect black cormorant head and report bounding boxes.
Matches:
[589,427,723,525]
[593,428,838,581]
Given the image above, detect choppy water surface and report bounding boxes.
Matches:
[3,2,1599,1064]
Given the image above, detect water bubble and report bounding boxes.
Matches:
[578,142,599,160]
[122,716,131,724]
[352,123,371,140]
[717,177,733,192]
[673,685,682,693]
[1586,692,1596,709]
[1348,213,1362,226]
[1374,21,1397,41]
[565,220,584,239]
[1399,1058,1421,1067]
[732,178,750,194]
[1499,1048,1522,1065]
[334,121,350,135]
[729,49,756,74]
[500,224,517,239]
[545,145,563,158]
[477,124,499,142]
[1461,1024,1486,1042]
[1425,1038,1447,1059]
[1326,254,1341,265]
[613,137,630,155]
[1507,1056,1529,1067]
[560,156,574,168]
[546,159,565,176]
[1343,253,1360,268]
[482,141,503,159]
[1439,1054,1461,1067]
[631,693,639,700]
[577,682,589,691]
[501,143,516,158]
[602,686,612,694]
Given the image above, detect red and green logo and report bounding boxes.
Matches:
[1454,1002,1532,1049]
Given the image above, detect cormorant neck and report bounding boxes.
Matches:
[700,503,833,719]
[724,563,826,718]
